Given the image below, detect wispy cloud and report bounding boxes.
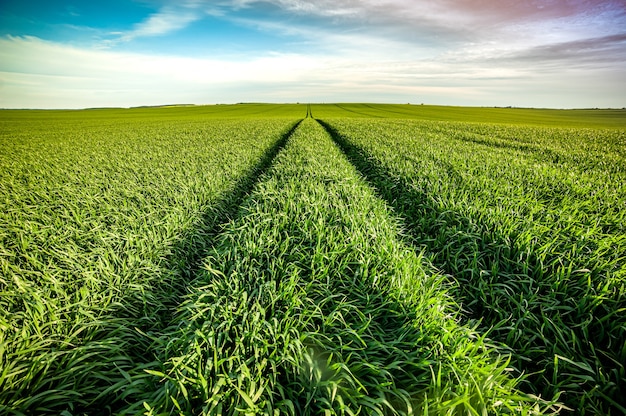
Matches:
[114,0,221,42]
[2,34,624,109]
[102,0,626,60]
[219,0,626,44]
[125,10,199,39]
[507,33,626,69]
[0,36,321,107]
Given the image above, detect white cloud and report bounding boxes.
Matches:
[0,36,324,108]
[1,13,625,110]
[114,0,222,42]
[126,9,200,39]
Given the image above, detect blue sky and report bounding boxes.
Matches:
[1,0,625,108]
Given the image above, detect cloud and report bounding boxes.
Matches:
[220,0,626,44]
[102,0,626,60]
[0,36,323,108]
[0,35,316,82]
[510,33,626,67]
[198,0,626,73]
[115,0,221,42]
[220,0,626,70]
[126,9,200,38]
[2,34,624,109]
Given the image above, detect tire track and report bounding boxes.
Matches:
[316,118,612,413]
[107,118,304,414]
[178,119,303,280]
[132,118,549,415]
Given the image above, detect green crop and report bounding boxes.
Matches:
[312,104,626,128]
[1,103,624,414]
[133,119,553,415]
[317,115,625,415]
[0,107,300,413]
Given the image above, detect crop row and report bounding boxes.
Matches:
[0,116,299,413]
[319,117,626,414]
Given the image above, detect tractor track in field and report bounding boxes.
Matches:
[175,119,303,283]
[315,117,626,414]
[333,104,384,118]
[106,119,304,414]
[141,116,544,415]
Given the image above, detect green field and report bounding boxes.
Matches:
[1,104,624,415]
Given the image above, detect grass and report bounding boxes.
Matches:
[1,103,624,414]
[0,108,300,413]
[317,116,626,415]
[132,119,553,415]
[0,103,307,123]
[311,104,626,128]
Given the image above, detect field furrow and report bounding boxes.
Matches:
[132,119,555,415]
[318,117,626,415]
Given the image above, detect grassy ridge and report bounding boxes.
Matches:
[135,119,554,415]
[0,113,299,413]
[3,103,623,127]
[311,104,626,128]
[319,117,626,414]
[0,104,307,124]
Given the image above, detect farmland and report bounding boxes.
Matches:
[1,104,625,415]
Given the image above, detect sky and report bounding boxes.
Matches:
[1,0,625,109]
